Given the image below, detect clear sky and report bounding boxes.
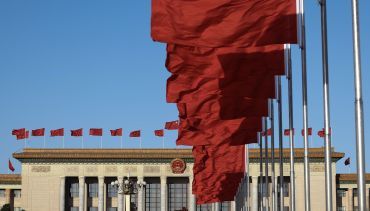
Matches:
[0,0,369,174]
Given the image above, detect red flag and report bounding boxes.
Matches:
[284,129,295,136]
[50,128,64,137]
[129,130,141,137]
[152,0,298,47]
[266,128,272,136]
[154,129,164,137]
[344,157,350,166]
[71,128,83,137]
[32,128,45,136]
[8,160,15,172]
[12,128,25,136]
[16,130,29,140]
[89,128,103,136]
[301,128,312,136]
[110,128,123,136]
[165,121,179,130]
[318,128,332,138]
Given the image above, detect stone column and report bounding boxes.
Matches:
[117,176,124,211]
[348,188,353,211]
[231,201,236,211]
[252,176,258,211]
[60,177,66,211]
[161,176,167,211]
[79,176,85,211]
[137,176,144,211]
[366,187,369,210]
[98,176,104,211]
[214,202,220,211]
[188,176,195,211]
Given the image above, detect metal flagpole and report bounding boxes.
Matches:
[277,77,284,211]
[246,144,250,211]
[162,136,165,149]
[264,118,269,210]
[43,135,46,148]
[259,132,263,211]
[140,137,142,149]
[62,136,65,149]
[286,44,296,211]
[100,136,103,149]
[299,0,311,210]
[270,99,277,211]
[81,136,84,149]
[351,0,366,210]
[319,0,333,210]
[120,136,123,149]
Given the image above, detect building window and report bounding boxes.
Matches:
[70,183,79,197]
[277,182,289,197]
[168,182,188,210]
[13,189,21,198]
[353,189,358,197]
[353,206,358,211]
[283,206,289,211]
[107,208,117,211]
[337,189,346,198]
[70,207,79,211]
[89,208,98,211]
[107,184,117,198]
[337,207,346,211]
[220,201,231,211]
[0,189,5,197]
[88,183,98,198]
[196,203,212,211]
[145,181,161,211]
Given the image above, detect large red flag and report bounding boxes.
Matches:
[129,130,141,137]
[110,128,123,136]
[32,128,45,136]
[154,129,164,137]
[50,128,64,137]
[8,160,15,172]
[89,128,103,136]
[152,0,298,47]
[165,121,179,130]
[71,128,83,137]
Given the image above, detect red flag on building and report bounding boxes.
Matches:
[301,128,312,136]
[8,160,15,172]
[110,128,123,136]
[344,157,350,166]
[71,128,83,137]
[284,129,295,136]
[12,128,25,136]
[89,128,103,136]
[50,128,64,137]
[16,130,29,140]
[154,129,164,137]
[129,130,141,137]
[152,0,298,47]
[165,121,179,130]
[318,128,332,138]
[32,128,45,136]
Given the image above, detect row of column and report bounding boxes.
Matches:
[59,176,196,211]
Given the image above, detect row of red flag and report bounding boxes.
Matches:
[152,0,300,204]
[265,127,332,137]
[11,121,179,140]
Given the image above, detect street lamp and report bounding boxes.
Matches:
[111,176,146,211]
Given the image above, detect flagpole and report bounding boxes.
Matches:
[140,137,142,149]
[62,136,65,149]
[299,0,312,210]
[277,76,284,211]
[120,136,123,149]
[264,118,269,209]
[270,99,277,211]
[286,44,296,211]
[162,136,165,149]
[259,132,263,211]
[100,136,103,149]
[351,0,366,210]
[43,135,46,148]
[81,136,84,149]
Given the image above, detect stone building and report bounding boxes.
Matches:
[0,147,368,211]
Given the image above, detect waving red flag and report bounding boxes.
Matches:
[12,128,25,136]
[32,128,45,136]
[301,128,313,136]
[318,128,332,138]
[110,128,123,136]
[89,128,103,136]
[152,0,298,47]
[129,130,141,137]
[165,121,179,130]
[284,129,295,136]
[50,128,64,137]
[8,160,15,172]
[71,128,83,137]
[154,129,164,137]
[16,130,29,140]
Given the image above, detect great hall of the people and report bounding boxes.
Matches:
[0,147,369,211]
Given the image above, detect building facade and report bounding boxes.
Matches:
[0,147,367,211]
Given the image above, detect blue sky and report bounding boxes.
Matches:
[0,0,369,174]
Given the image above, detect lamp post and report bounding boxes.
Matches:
[111,176,146,211]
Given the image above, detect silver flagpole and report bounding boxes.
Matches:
[259,132,263,211]
[351,0,366,210]
[299,0,311,210]
[270,99,277,211]
[286,44,296,211]
[264,117,269,210]
[319,0,333,210]
[277,77,284,211]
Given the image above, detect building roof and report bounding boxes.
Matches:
[337,173,370,184]
[0,174,21,185]
[13,147,344,163]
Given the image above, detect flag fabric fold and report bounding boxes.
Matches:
[8,160,15,172]
[129,130,141,137]
[32,128,45,136]
[154,129,164,137]
[71,128,83,137]
[89,128,103,136]
[165,121,179,130]
[110,128,123,136]
[50,128,64,137]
